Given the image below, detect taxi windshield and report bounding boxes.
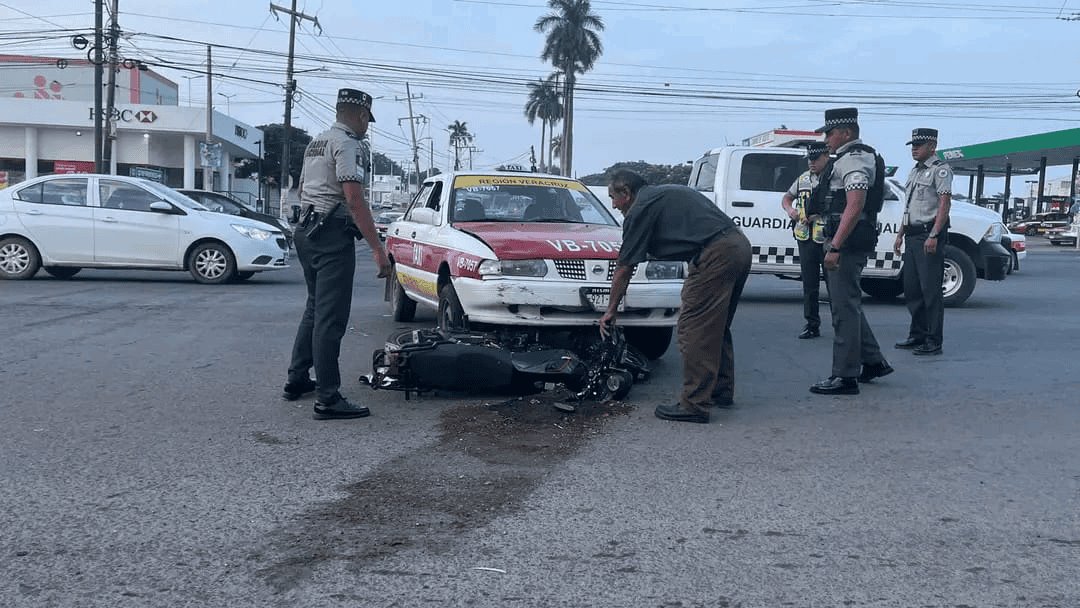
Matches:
[449,178,618,226]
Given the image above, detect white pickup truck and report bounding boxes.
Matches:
[686,146,1012,306]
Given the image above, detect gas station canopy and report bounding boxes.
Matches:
[937,128,1080,176]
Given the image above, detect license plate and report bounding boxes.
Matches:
[581,287,624,312]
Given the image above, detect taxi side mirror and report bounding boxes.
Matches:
[410,207,439,226]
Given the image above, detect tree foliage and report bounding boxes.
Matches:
[578,161,692,187]
[235,123,312,188]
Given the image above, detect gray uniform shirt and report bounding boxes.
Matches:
[828,139,875,194]
[618,184,737,266]
[299,121,369,216]
[904,156,952,226]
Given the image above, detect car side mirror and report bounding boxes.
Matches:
[150,201,182,214]
[410,207,439,226]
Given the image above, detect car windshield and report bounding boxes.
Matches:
[449,176,618,226]
[142,181,209,211]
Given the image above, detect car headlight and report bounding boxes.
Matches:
[232,224,273,240]
[982,223,1005,242]
[478,259,548,278]
[645,260,686,280]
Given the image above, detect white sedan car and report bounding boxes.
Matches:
[384,171,684,358]
[0,174,289,283]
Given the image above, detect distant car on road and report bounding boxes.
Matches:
[374,211,403,240]
[1009,211,1070,236]
[178,189,293,248]
[0,174,289,283]
[1048,229,1078,247]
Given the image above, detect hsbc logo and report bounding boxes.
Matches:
[88,108,160,123]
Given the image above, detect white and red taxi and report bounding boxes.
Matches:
[383,171,684,358]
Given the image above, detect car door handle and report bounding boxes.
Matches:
[411,231,416,238]
[100,216,118,223]
[25,209,43,215]
[732,201,755,208]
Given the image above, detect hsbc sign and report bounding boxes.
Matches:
[88,108,158,123]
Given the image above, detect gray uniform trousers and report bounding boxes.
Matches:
[902,233,945,345]
[288,218,356,402]
[824,249,885,378]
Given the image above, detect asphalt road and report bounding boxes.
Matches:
[2,242,1078,608]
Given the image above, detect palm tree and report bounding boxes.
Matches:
[524,74,563,173]
[535,0,604,177]
[448,120,472,170]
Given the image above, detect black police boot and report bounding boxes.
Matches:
[913,341,943,356]
[809,376,859,395]
[282,377,317,401]
[313,395,371,420]
[798,325,820,339]
[858,360,895,383]
[894,337,923,350]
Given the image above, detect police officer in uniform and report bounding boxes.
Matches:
[895,128,952,356]
[282,88,391,420]
[809,108,893,395]
[781,141,830,339]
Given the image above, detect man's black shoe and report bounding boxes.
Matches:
[857,360,894,383]
[913,342,943,356]
[798,326,820,340]
[282,377,317,401]
[809,376,859,395]
[894,337,923,350]
[313,396,371,420]
[654,403,709,424]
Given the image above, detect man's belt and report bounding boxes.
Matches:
[905,223,934,235]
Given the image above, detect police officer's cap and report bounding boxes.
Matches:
[906,128,938,146]
[815,107,858,134]
[805,142,829,159]
[337,88,376,122]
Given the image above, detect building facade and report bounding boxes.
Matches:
[0,54,261,195]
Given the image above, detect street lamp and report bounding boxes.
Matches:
[217,92,236,115]
[182,75,200,107]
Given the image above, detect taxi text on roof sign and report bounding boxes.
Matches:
[453,175,588,192]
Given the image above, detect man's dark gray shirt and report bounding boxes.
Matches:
[618,184,738,266]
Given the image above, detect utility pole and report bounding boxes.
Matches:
[467,145,482,170]
[93,0,103,172]
[397,82,425,189]
[270,1,320,218]
[203,45,214,190]
[101,0,120,175]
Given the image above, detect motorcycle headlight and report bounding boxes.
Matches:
[478,259,548,278]
[982,223,1005,242]
[645,260,686,280]
[231,224,273,240]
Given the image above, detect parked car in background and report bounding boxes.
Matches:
[1009,211,1070,236]
[178,189,293,248]
[1048,229,1078,247]
[0,174,289,283]
[374,211,404,240]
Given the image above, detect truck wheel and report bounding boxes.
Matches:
[942,244,976,308]
[623,326,673,360]
[859,277,903,301]
[389,265,417,322]
[438,283,467,331]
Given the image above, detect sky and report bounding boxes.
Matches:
[2,0,1079,193]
